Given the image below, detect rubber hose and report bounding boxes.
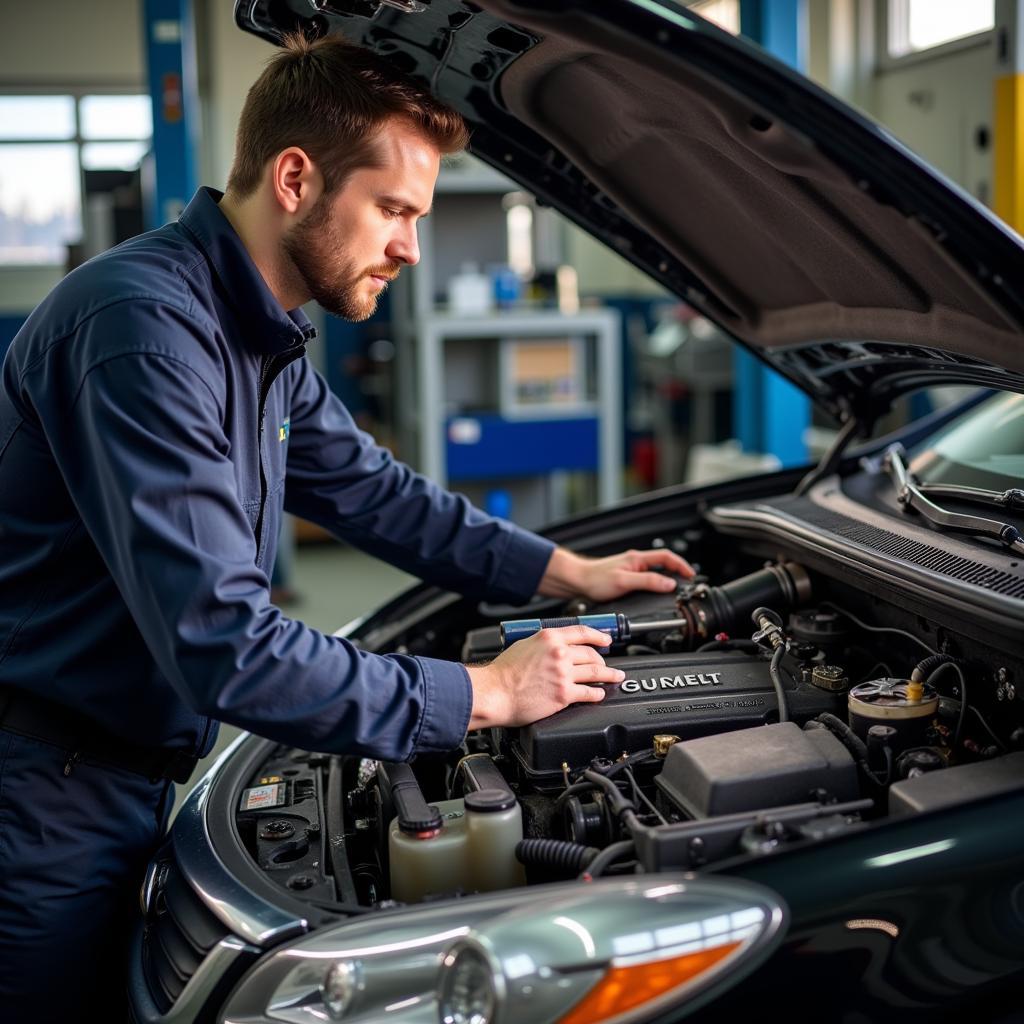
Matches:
[927,661,968,750]
[810,712,892,786]
[813,712,869,761]
[770,645,790,723]
[582,839,637,878]
[516,838,598,873]
[911,653,957,683]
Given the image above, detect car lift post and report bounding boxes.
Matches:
[995,0,1024,234]
[141,0,200,229]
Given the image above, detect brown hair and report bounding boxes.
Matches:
[226,32,469,197]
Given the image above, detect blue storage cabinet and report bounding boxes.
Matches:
[445,414,600,479]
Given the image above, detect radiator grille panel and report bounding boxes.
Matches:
[141,860,227,1012]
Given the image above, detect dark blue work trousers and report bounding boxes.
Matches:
[0,729,173,1023]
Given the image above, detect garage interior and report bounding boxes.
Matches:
[3,3,1024,1021]
[0,0,1012,807]
[0,0,1014,826]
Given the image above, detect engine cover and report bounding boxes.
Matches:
[509,650,841,785]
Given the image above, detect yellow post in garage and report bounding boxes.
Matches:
[995,1,1024,231]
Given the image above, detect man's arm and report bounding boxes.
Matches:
[281,360,554,604]
[39,303,473,761]
[281,360,694,604]
[36,308,695,761]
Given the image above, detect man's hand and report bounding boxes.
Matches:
[465,625,624,729]
[539,546,694,602]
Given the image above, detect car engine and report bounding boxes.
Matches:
[233,543,1024,910]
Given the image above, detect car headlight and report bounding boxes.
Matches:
[321,959,363,1019]
[218,876,785,1024]
[438,944,499,1024]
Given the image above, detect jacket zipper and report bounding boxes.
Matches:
[253,346,306,560]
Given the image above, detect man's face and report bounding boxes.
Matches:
[282,119,439,321]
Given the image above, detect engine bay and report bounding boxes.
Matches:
[233,527,1024,911]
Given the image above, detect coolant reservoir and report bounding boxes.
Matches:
[389,794,525,903]
[465,788,526,892]
[389,798,468,903]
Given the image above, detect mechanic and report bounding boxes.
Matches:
[0,32,692,1019]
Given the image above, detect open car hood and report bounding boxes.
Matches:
[236,0,1024,426]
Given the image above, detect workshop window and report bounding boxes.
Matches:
[887,0,994,58]
[689,0,740,36]
[0,93,152,265]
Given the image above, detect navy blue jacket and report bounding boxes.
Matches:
[0,188,554,762]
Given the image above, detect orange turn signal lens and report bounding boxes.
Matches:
[556,941,742,1024]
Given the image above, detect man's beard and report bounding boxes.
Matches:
[282,195,399,322]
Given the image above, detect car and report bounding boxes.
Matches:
[127,2,1024,1022]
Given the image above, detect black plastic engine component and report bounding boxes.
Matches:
[508,650,843,787]
[895,747,946,780]
[888,752,1024,816]
[788,607,851,656]
[462,562,811,662]
[235,755,332,900]
[453,752,517,805]
[378,762,442,835]
[562,795,609,845]
[672,562,811,650]
[654,721,859,818]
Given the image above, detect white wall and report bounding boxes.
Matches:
[806,0,993,204]
[0,0,144,87]
[566,225,669,299]
[200,0,270,188]
[872,41,993,203]
[0,0,143,313]
[0,0,268,190]
[806,0,875,110]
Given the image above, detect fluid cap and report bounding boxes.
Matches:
[849,678,939,720]
[464,788,517,813]
[811,665,849,692]
[398,807,444,837]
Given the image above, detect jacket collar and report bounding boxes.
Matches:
[178,187,316,354]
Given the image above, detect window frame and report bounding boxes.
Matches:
[0,84,152,269]
[687,0,740,37]
[877,0,995,71]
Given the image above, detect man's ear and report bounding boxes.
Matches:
[270,147,319,215]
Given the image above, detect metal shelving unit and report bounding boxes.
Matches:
[415,309,623,509]
[390,157,623,523]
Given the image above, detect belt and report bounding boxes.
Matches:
[0,687,200,784]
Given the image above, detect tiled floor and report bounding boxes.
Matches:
[170,540,415,821]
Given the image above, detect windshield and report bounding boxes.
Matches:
[910,391,1024,489]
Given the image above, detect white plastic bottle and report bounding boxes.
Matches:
[388,790,526,902]
[448,262,494,315]
[388,798,468,903]
[465,788,526,892]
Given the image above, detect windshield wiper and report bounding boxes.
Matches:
[883,445,1024,556]
[914,482,1024,511]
